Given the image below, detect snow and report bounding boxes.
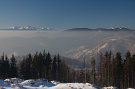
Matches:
[49,83,99,89]
[0,79,10,87]
[102,86,119,89]
[51,80,60,85]
[5,78,24,83]
[0,78,100,89]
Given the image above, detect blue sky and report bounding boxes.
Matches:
[0,0,135,30]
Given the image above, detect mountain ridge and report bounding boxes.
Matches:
[65,27,132,31]
[63,34,135,62]
[0,26,54,31]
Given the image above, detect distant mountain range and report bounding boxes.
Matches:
[0,26,133,31]
[63,31,135,64]
[65,27,132,31]
[0,29,135,67]
[0,26,54,31]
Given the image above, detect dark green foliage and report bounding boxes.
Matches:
[113,52,123,88]
[0,50,71,83]
[18,50,70,82]
[96,51,135,89]
[52,55,57,80]
[0,50,135,89]
[10,54,18,78]
[0,53,17,79]
[58,60,69,82]
[0,52,9,79]
[20,59,25,79]
[5,55,10,78]
[45,52,52,80]
[19,54,32,79]
[91,57,95,85]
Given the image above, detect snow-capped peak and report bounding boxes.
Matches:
[7,26,54,30]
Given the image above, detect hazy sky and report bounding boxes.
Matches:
[0,0,135,30]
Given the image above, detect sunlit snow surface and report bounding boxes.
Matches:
[0,78,99,89]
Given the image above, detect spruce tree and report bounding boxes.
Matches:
[131,54,135,88]
[98,53,104,87]
[52,55,57,80]
[38,52,43,78]
[20,59,26,79]
[124,51,131,88]
[91,57,96,85]
[10,54,18,78]
[130,54,135,88]
[31,52,38,79]
[114,52,123,89]
[5,55,10,78]
[25,53,32,79]
[0,52,5,79]
[42,50,46,78]
[57,54,61,80]
[45,52,52,80]
[111,54,115,86]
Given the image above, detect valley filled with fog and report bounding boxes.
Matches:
[0,30,135,62]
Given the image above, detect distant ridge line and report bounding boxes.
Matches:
[65,27,132,31]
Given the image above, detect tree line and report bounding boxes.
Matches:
[0,50,70,82]
[77,51,135,89]
[0,50,135,89]
[96,51,135,89]
[0,53,17,79]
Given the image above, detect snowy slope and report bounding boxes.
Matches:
[64,34,135,61]
[0,78,100,89]
[48,83,99,89]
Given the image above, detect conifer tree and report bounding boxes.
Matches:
[5,55,10,78]
[10,54,18,78]
[20,59,26,79]
[124,51,131,88]
[98,53,104,87]
[131,54,135,88]
[59,60,69,82]
[0,52,5,79]
[115,52,123,89]
[57,54,61,80]
[38,52,43,78]
[52,55,57,80]
[25,53,32,79]
[104,51,108,86]
[111,54,115,86]
[42,50,46,78]
[91,57,96,85]
[130,54,135,88]
[31,52,38,79]
[104,51,112,86]
[45,52,52,80]
[0,52,5,78]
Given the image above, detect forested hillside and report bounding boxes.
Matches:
[0,50,135,89]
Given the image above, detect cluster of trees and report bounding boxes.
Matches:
[0,50,70,82]
[0,53,17,79]
[19,50,67,81]
[96,51,135,89]
[0,50,135,89]
[58,51,135,89]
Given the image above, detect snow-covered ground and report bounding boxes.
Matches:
[0,78,100,89]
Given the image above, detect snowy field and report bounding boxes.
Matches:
[0,78,100,89]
